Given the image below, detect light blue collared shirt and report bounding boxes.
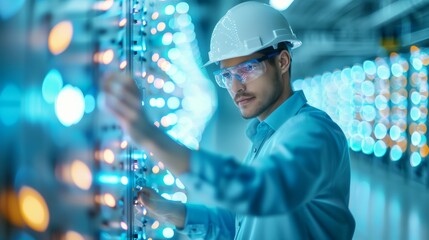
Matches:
[179,90,355,239]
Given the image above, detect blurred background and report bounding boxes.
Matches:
[1,0,429,239]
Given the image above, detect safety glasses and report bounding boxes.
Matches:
[213,52,279,89]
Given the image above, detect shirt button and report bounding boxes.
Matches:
[253,148,257,153]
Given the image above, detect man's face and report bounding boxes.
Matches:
[219,52,289,120]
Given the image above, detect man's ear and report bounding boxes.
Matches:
[278,50,291,75]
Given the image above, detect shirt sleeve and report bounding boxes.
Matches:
[178,112,348,216]
[177,204,235,240]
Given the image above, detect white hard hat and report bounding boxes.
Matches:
[203,1,302,67]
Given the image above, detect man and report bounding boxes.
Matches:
[103,1,355,239]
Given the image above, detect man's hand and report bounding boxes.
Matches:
[138,187,186,229]
[102,72,191,175]
[102,72,155,145]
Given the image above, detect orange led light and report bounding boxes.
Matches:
[119,18,127,27]
[120,140,128,149]
[119,60,127,70]
[158,161,164,169]
[151,220,160,229]
[48,21,73,55]
[151,12,159,20]
[102,49,114,64]
[1,190,24,227]
[93,0,114,11]
[103,149,115,164]
[152,165,160,174]
[410,45,420,53]
[420,144,429,157]
[147,75,155,83]
[120,221,128,230]
[152,53,160,62]
[161,116,169,127]
[157,22,166,32]
[103,193,116,208]
[19,187,50,232]
[63,231,85,240]
[154,78,165,89]
[70,160,92,190]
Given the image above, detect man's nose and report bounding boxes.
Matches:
[229,74,245,94]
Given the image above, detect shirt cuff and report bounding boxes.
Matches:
[176,204,209,238]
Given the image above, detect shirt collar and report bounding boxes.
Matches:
[246,90,307,139]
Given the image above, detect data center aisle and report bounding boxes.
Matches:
[350,154,429,240]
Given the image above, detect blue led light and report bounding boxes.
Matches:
[0,84,20,126]
[162,32,173,45]
[391,63,404,77]
[332,70,342,86]
[361,105,376,122]
[163,174,175,185]
[420,135,427,146]
[177,14,191,27]
[156,98,165,108]
[162,227,175,238]
[173,32,187,45]
[341,68,352,82]
[374,123,387,139]
[166,113,178,125]
[164,5,175,15]
[390,145,403,161]
[163,81,175,93]
[98,174,120,184]
[161,193,171,200]
[410,152,422,167]
[411,91,422,105]
[350,135,363,152]
[176,178,185,189]
[390,92,401,105]
[42,69,63,103]
[361,137,375,154]
[361,80,375,96]
[358,121,372,137]
[167,97,180,109]
[411,132,422,146]
[84,94,95,113]
[389,125,401,141]
[321,72,332,86]
[377,65,391,79]
[351,65,365,82]
[149,98,156,107]
[292,79,303,91]
[176,2,189,14]
[373,140,387,157]
[347,120,360,136]
[168,48,181,60]
[172,191,187,203]
[55,85,85,127]
[363,60,376,75]
[375,95,388,110]
[410,107,421,121]
[120,176,129,185]
[412,58,423,70]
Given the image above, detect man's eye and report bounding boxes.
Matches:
[241,63,256,72]
[222,72,232,79]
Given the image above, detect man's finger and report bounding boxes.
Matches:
[104,93,138,121]
[103,73,142,109]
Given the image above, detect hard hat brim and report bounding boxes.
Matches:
[202,39,302,68]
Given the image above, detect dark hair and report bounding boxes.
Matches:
[258,42,293,77]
